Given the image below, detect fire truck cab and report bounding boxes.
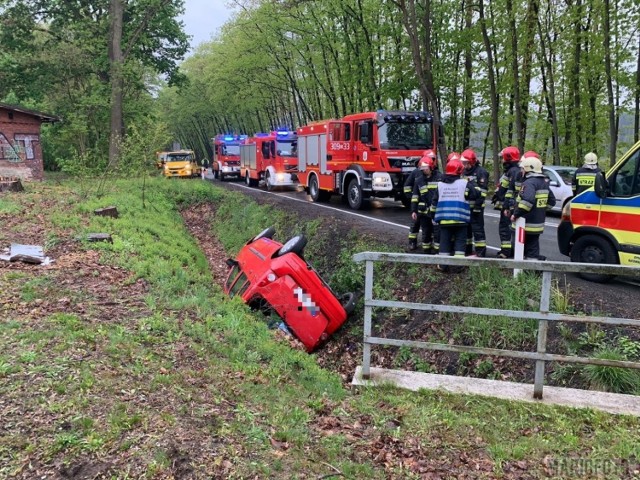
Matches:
[212,134,248,181]
[296,110,436,209]
[240,130,298,190]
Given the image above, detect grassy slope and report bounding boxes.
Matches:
[0,177,639,479]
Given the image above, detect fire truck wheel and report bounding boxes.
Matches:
[571,235,618,283]
[252,227,276,242]
[275,235,307,257]
[339,292,357,315]
[265,172,274,191]
[309,175,321,201]
[347,178,364,210]
[220,172,225,182]
[245,174,251,186]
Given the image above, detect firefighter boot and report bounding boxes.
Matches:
[475,247,487,258]
[407,240,417,252]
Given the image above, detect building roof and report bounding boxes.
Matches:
[0,103,60,123]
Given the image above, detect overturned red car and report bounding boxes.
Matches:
[224,228,356,352]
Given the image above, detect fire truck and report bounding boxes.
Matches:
[296,110,436,209]
[212,134,248,181]
[240,130,298,190]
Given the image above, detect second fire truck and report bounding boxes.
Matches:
[212,134,248,181]
[296,110,437,209]
[240,130,298,190]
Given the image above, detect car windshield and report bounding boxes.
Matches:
[223,145,241,156]
[551,167,576,185]
[167,154,193,161]
[378,122,433,150]
[229,272,249,298]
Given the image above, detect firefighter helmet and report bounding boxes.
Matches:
[500,146,520,164]
[521,150,541,163]
[520,156,543,174]
[461,148,477,166]
[445,159,464,176]
[421,149,436,159]
[418,157,435,171]
[584,152,598,165]
[447,152,460,163]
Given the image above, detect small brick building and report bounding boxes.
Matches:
[0,103,59,181]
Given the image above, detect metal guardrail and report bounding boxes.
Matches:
[352,253,640,399]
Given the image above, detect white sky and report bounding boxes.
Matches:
[179,0,237,53]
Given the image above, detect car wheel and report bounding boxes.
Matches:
[339,292,357,315]
[251,227,276,242]
[570,234,618,283]
[347,178,364,210]
[266,172,274,191]
[245,173,251,186]
[274,235,307,257]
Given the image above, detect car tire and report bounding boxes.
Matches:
[347,178,364,210]
[266,172,274,191]
[570,234,618,283]
[274,235,307,257]
[339,292,357,315]
[245,173,251,186]
[252,227,276,242]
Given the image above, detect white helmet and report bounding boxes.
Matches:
[584,152,598,166]
[520,157,543,174]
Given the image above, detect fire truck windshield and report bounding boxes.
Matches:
[276,140,297,157]
[378,122,433,150]
[222,145,241,156]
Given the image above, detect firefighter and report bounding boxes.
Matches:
[461,148,489,257]
[431,158,478,264]
[405,149,436,251]
[492,146,521,258]
[410,155,442,254]
[572,152,601,195]
[510,155,556,260]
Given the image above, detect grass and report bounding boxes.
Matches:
[0,176,639,478]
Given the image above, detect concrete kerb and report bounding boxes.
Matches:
[352,366,640,417]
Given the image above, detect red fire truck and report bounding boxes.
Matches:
[240,130,298,190]
[296,110,436,209]
[212,134,248,181]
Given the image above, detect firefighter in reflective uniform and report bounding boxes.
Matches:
[410,155,442,254]
[432,158,478,260]
[572,152,601,195]
[510,156,556,260]
[406,149,436,251]
[492,146,521,258]
[460,148,489,257]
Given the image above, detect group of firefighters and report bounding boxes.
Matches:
[404,147,601,266]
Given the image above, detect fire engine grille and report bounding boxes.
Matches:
[284,165,297,172]
[388,157,420,169]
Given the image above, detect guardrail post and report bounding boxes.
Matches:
[362,260,374,380]
[513,218,526,277]
[533,271,552,399]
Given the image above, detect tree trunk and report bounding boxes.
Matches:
[603,0,617,166]
[635,33,640,143]
[506,0,523,151]
[478,0,501,183]
[108,0,124,166]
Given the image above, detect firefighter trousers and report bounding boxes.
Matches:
[439,224,467,257]
[408,215,421,248]
[498,211,513,256]
[466,210,486,256]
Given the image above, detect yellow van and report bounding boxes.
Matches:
[162,150,201,178]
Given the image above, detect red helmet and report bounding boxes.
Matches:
[445,159,464,176]
[522,150,540,162]
[418,157,435,170]
[421,149,436,159]
[461,148,477,166]
[447,152,460,163]
[500,146,520,164]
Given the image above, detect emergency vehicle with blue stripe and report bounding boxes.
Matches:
[558,140,640,282]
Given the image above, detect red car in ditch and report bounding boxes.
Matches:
[224,228,356,352]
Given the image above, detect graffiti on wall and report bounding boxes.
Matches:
[0,132,40,163]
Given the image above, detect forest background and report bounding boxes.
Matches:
[1,0,640,181]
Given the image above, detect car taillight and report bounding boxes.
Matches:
[561,201,571,221]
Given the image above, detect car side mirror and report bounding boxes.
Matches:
[549,180,559,187]
[594,172,608,198]
[225,258,239,268]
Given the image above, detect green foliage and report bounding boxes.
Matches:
[582,348,640,394]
